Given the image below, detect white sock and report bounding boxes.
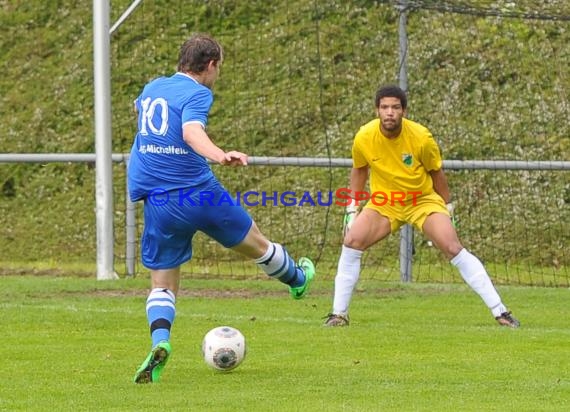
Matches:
[332,245,364,315]
[451,248,507,317]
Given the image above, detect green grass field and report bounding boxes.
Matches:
[2,275,569,411]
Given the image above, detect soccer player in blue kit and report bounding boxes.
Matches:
[128,33,316,384]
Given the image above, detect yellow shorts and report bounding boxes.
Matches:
[363,192,449,233]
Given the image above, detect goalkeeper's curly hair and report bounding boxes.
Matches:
[375,84,407,109]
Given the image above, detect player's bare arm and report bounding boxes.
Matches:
[429,168,451,204]
[183,123,247,166]
[342,165,369,236]
[349,165,369,204]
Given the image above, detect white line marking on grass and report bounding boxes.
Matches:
[0,303,314,324]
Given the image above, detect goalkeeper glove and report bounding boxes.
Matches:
[343,201,358,237]
[446,202,457,228]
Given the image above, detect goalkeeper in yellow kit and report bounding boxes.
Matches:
[324,85,519,328]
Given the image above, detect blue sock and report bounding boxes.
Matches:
[255,243,305,287]
[146,288,176,347]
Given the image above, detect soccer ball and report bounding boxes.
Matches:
[202,326,246,371]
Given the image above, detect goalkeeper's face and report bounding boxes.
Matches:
[377,97,405,134]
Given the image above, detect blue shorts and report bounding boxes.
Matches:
[141,179,253,270]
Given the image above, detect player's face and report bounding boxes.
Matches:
[377,97,405,135]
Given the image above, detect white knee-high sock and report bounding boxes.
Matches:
[332,245,364,315]
[451,248,507,317]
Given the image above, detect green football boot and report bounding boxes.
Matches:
[290,257,315,299]
[133,341,172,384]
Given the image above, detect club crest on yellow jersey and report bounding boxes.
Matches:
[402,153,413,167]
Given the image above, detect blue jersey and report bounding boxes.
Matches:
[128,72,216,202]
